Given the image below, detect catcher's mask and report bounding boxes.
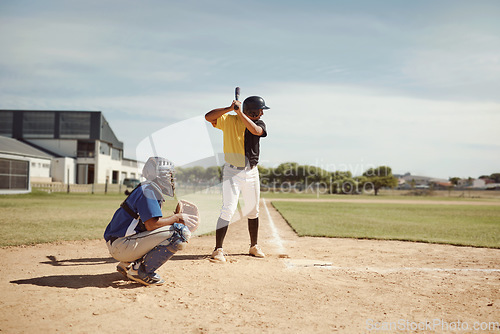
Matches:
[142,157,175,197]
[243,96,270,118]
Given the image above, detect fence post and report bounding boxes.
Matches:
[67,168,70,193]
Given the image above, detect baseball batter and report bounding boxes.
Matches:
[205,95,270,263]
[104,156,199,286]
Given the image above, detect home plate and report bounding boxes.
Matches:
[285,259,333,268]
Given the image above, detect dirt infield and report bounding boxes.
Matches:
[1,200,499,333]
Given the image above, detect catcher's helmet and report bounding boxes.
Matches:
[243,96,270,117]
[142,157,175,197]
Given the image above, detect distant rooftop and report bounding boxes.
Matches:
[394,173,449,183]
[0,110,123,150]
[0,136,53,159]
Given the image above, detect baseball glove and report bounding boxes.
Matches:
[174,199,200,232]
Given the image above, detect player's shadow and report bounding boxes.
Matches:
[9,255,143,289]
[10,254,211,289]
[41,255,116,266]
[10,272,139,289]
[43,254,210,264]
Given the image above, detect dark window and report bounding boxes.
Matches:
[100,142,110,155]
[77,141,95,157]
[111,147,121,161]
[0,158,29,190]
[60,112,91,138]
[23,112,55,138]
[0,112,13,137]
[112,170,119,184]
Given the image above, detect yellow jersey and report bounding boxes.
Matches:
[215,114,246,167]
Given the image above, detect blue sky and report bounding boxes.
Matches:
[1,0,499,179]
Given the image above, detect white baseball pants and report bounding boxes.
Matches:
[219,163,260,222]
[107,225,185,263]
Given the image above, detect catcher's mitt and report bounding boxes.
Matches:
[174,200,200,232]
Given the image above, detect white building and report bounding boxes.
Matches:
[0,110,143,191]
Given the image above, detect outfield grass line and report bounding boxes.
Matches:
[262,199,286,254]
[269,198,500,206]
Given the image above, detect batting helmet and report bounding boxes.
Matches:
[142,157,175,197]
[243,96,270,117]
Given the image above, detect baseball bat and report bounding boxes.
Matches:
[234,86,240,110]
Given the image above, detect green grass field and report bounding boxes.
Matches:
[262,190,500,202]
[272,201,500,248]
[0,191,123,247]
[0,190,223,247]
[2,190,500,248]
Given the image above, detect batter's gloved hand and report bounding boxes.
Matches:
[232,100,242,111]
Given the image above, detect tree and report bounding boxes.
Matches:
[490,173,500,183]
[361,166,398,196]
[331,171,355,194]
[274,162,300,183]
[204,166,220,182]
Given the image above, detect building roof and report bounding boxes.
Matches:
[395,173,448,183]
[0,110,123,150]
[432,181,453,187]
[0,136,53,159]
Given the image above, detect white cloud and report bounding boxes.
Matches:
[1,1,499,179]
[258,82,500,177]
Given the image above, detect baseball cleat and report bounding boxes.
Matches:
[116,262,131,278]
[249,245,265,258]
[127,266,165,286]
[209,248,226,263]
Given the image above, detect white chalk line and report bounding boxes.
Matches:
[262,198,286,254]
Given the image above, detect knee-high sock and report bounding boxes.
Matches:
[248,217,259,247]
[215,217,229,249]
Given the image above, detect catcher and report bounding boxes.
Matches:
[104,156,199,286]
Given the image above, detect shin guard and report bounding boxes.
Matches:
[142,223,190,275]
